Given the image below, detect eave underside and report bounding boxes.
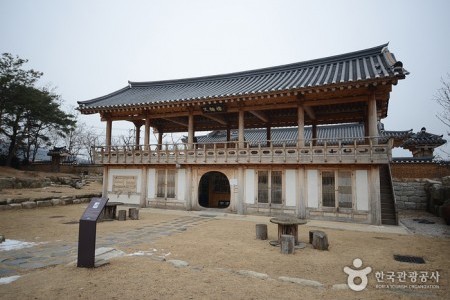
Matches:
[89,84,392,133]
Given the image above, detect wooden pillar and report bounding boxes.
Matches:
[144,117,151,148]
[102,165,108,197]
[237,167,245,214]
[158,130,163,150]
[106,118,112,147]
[226,127,231,143]
[188,113,194,149]
[185,166,192,210]
[297,167,306,219]
[238,110,245,148]
[140,166,147,208]
[134,123,142,146]
[297,106,304,147]
[266,125,271,147]
[368,91,378,144]
[312,123,317,146]
[370,166,381,225]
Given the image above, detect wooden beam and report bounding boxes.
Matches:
[202,114,227,125]
[162,117,188,127]
[303,106,316,120]
[249,110,269,123]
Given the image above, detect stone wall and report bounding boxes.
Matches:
[21,163,103,175]
[393,179,428,210]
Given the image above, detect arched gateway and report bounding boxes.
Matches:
[198,171,230,209]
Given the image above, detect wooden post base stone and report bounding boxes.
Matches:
[255,224,268,240]
[118,210,127,221]
[280,234,295,254]
[129,208,139,220]
[310,231,329,250]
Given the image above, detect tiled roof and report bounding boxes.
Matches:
[401,127,447,148]
[78,44,408,111]
[194,123,409,146]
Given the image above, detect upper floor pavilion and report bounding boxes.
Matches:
[77,43,408,166]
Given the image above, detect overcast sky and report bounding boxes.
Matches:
[1,0,449,157]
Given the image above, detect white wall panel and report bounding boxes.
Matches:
[285,170,297,207]
[147,168,156,198]
[356,170,369,211]
[177,169,186,201]
[307,170,319,208]
[245,169,255,204]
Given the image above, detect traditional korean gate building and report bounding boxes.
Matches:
[78,44,409,225]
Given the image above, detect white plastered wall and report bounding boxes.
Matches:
[177,169,186,201]
[307,170,319,208]
[285,169,297,207]
[147,168,156,198]
[355,170,369,211]
[245,169,255,204]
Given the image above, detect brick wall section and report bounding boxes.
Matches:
[391,162,450,211]
[393,179,428,210]
[391,163,450,179]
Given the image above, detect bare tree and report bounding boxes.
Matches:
[80,128,101,164]
[114,129,135,147]
[435,73,450,133]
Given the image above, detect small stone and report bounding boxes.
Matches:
[237,270,269,280]
[150,256,166,262]
[73,199,81,204]
[167,259,189,268]
[278,276,324,288]
[0,235,5,243]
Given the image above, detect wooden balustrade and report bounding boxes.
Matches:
[93,137,391,165]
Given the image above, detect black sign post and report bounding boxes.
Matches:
[77,197,109,268]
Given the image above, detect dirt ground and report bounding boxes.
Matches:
[0,167,448,299]
[1,203,449,299]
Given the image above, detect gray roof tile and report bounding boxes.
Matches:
[193,123,411,146]
[78,44,408,111]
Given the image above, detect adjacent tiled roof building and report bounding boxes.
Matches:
[193,123,412,146]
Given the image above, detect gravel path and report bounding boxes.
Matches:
[399,210,450,238]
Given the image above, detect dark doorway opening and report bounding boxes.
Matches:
[198,171,230,209]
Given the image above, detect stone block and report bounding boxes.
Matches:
[51,199,61,206]
[36,200,52,208]
[9,203,22,210]
[61,199,73,205]
[442,176,450,186]
[73,199,81,204]
[21,201,37,209]
[0,205,12,211]
[404,202,417,209]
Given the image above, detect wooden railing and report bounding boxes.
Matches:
[93,137,392,165]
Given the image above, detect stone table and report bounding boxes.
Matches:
[270,217,307,245]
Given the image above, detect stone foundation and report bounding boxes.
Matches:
[393,179,428,210]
